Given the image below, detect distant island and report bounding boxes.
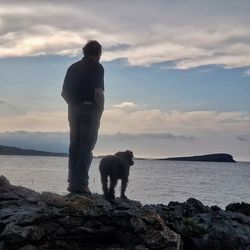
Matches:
[0,145,236,163]
[160,153,236,163]
[0,145,68,157]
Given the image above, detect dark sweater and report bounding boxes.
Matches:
[62,56,104,105]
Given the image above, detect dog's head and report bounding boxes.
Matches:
[115,150,134,166]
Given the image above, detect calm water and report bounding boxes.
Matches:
[0,155,249,208]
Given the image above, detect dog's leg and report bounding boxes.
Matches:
[120,177,128,199]
[108,177,118,199]
[100,173,109,197]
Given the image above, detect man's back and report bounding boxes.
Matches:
[62,56,104,105]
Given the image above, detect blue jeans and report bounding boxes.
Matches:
[68,103,101,186]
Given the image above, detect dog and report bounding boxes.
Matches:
[99,150,134,200]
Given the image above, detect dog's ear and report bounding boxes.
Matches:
[126,150,134,158]
[125,150,134,165]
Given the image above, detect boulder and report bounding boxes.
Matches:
[148,198,250,250]
[226,202,250,216]
[0,175,181,250]
[1,175,249,250]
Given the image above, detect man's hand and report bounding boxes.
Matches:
[95,88,105,112]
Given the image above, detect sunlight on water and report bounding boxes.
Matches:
[0,155,249,208]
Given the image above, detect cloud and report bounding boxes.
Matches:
[236,136,249,142]
[1,130,250,160]
[101,109,250,134]
[0,100,26,117]
[0,1,250,69]
[244,69,250,77]
[0,131,195,155]
[0,107,249,135]
[0,111,68,132]
[114,102,137,109]
[100,132,195,141]
[0,130,68,153]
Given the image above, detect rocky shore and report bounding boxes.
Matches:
[0,175,249,250]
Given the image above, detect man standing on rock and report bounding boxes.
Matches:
[61,40,104,195]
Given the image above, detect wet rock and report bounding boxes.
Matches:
[40,191,69,208]
[0,176,181,250]
[165,197,210,219]
[226,202,250,216]
[148,198,250,250]
[1,175,248,250]
[210,205,222,211]
[0,175,10,187]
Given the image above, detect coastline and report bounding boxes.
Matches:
[0,175,249,250]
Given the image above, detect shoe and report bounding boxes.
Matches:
[67,183,92,196]
[78,184,92,196]
[67,183,76,193]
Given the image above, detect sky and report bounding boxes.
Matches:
[0,0,250,160]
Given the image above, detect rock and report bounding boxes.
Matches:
[0,176,181,250]
[166,198,210,218]
[210,205,222,212]
[0,175,10,187]
[40,191,69,208]
[1,176,249,250]
[148,198,250,250]
[226,202,250,216]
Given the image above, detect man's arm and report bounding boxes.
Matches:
[61,67,74,104]
[94,63,105,112]
[95,88,105,112]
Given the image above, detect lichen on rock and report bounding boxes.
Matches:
[0,175,181,250]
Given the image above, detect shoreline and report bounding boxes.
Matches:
[0,175,249,250]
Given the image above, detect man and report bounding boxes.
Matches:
[61,40,104,195]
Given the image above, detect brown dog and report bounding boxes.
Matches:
[99,150,134,199]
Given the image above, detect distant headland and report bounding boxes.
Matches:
[0,145,68,157]
[160,153,236,163]
[0,145,236,162]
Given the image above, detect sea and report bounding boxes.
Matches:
[0,155,249,209]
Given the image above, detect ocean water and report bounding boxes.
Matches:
[0,155,249,208]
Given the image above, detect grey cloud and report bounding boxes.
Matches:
[142,133,195,140]
[0,1,250,69]
[221,116,250,124]
[0,131,195,154]
[100,132,195,141]
[0,2,114,35]
[1,130,249,160]
[237,136,248,142]
[0,131,69,153]
[105,44,131,52]
[1,1,249,33]
[0,100,27,117]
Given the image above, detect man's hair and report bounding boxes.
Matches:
[82,40,102,57]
